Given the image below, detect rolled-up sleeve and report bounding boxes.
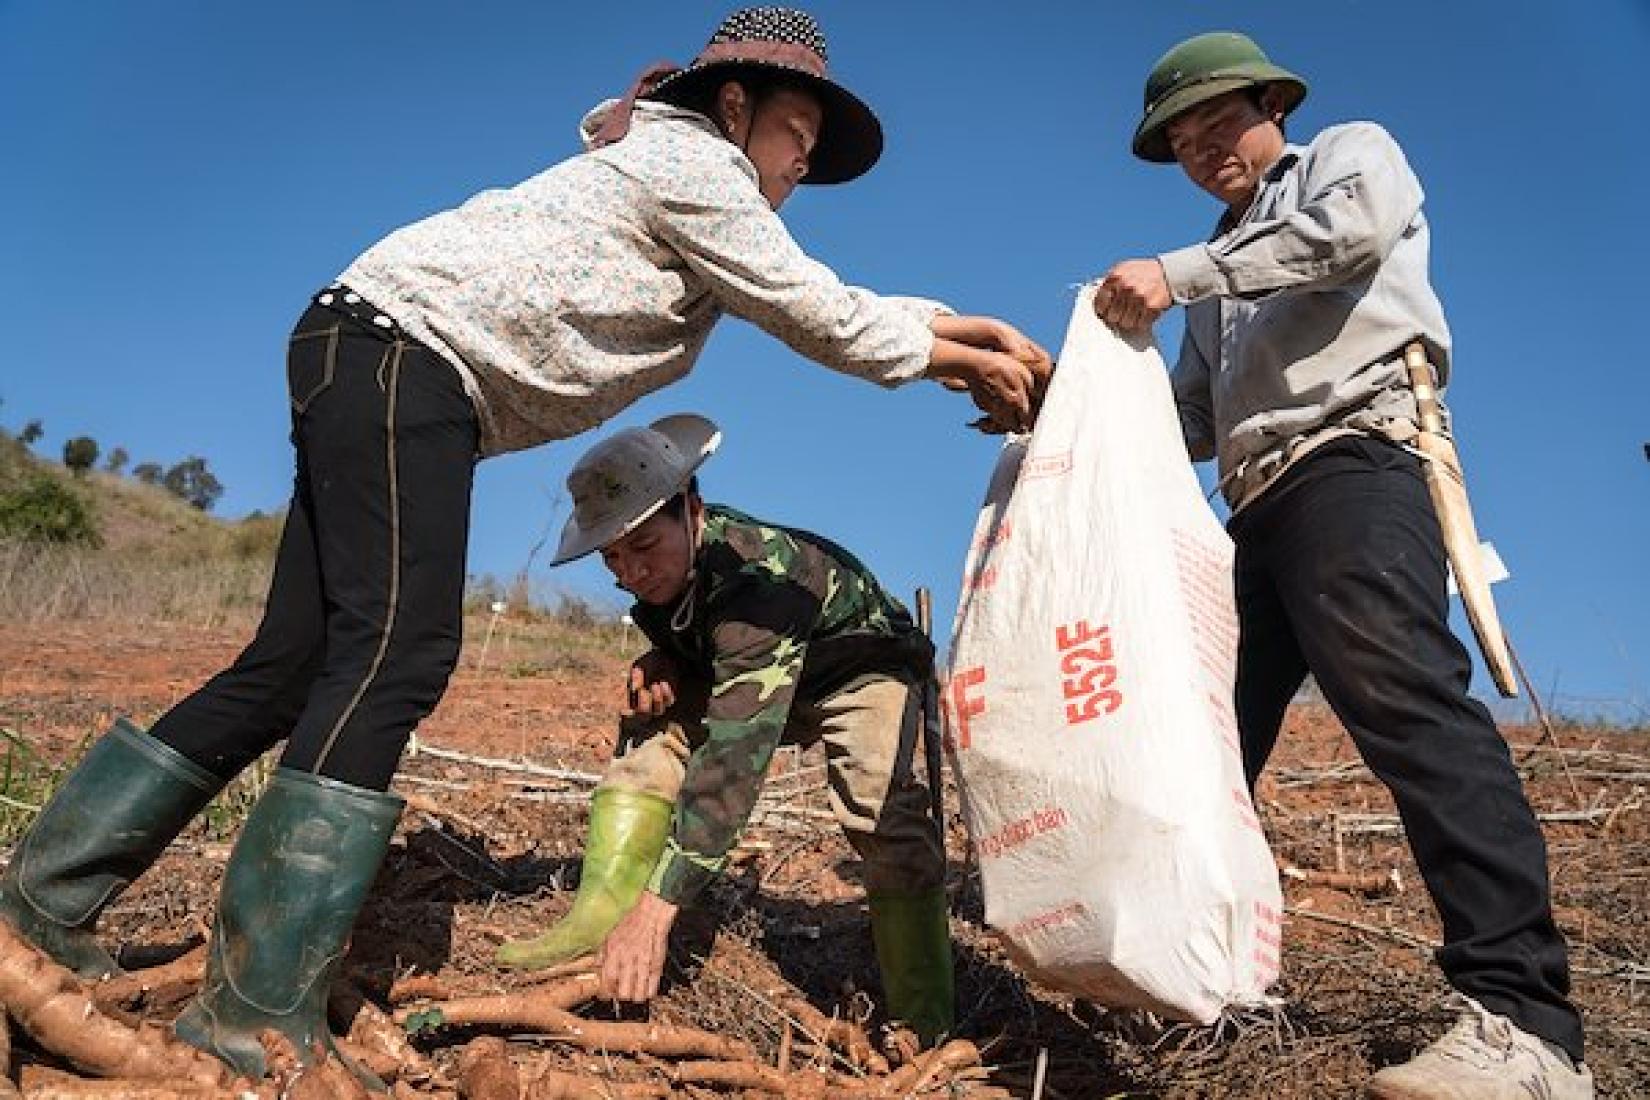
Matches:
[1159,124,1424,305]
[648,159,938,387]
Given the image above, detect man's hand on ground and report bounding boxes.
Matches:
[596,890,680,1003]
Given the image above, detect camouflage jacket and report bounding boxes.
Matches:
[631,505,933,905]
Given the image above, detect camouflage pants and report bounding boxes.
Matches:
[604,675,945,895]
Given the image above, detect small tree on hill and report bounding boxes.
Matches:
[0,477,98,544]
[132,462,163,486]
[104,446,130,474]
[162,456,224,512]
[62,436,99,477]
[19,420,43,447]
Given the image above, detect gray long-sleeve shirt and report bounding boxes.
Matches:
[1157,122,1451,509]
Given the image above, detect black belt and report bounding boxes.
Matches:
[312,284,404,337]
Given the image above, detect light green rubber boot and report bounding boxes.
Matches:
[173,768,403,1086]
[495,786,674,971]
[869,888,956,1047]
[0,718,223,979]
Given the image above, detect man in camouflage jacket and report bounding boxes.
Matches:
[497,414,953,1044]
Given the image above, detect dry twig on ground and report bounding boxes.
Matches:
[90,946,206,1015]
[1281,865,1403,896]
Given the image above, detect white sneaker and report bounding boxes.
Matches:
[1364,998,1592,1099]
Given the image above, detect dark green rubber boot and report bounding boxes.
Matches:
[495,786,674,971]
[0,718,223,979]
[869,888,956,1047]
[173,768,403,1084]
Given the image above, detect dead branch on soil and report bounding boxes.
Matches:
[406,792,495,839]
[695,967,884,1077]
[0,923,230,1086]
[457,1037,520,1100]
[693,963,891,1075]
[1572,954,1650,983]
[388,972,455,1005]
[519,957,600,988]
[402,745,602,787]
[770,990,888,1076]
[1270,761,1368,789]
[1284,906,1437,953]
[1331,807,1632,838]
[1513,744,1650,769]
[90,946,206,1014]
[1281,865,1403,896]
[1289,903,1650,986]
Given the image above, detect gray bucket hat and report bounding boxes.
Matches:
[553,415,721,566]
[1132,32,1307,163]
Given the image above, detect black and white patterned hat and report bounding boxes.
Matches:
[641,7,884,184]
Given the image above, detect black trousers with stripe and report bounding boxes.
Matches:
[150,297,478,790]
[1231,435,1583,1061]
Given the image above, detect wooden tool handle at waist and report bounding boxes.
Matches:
[1403,343,1446,436]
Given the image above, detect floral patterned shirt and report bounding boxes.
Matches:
[341,100,946,457]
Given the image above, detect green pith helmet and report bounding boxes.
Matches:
[1132,31,1307,163]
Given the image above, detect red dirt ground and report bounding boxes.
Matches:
[1,618,1646,1097]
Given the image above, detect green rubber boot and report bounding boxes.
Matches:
[173,768,403,1084]
[495,786,674,971]
[869,888,956,1047]
[0,718,223,979]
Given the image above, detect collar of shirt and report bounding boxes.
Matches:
[1215,145,1303,237]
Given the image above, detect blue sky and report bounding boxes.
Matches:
[2,2,1646,720]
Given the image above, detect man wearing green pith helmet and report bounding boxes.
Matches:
[1092,31,1591,1100]
[496,414,952,1047]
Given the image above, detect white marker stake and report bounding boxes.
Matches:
[478,600,507,669]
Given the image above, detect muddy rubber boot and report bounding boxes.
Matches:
[495,786,673,971]
[0,718,223,979]
[174,768,403,1085]
[869,888,955,1047]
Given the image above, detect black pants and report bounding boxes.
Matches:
[150,295,479,790]
[1230,436,1583,1060]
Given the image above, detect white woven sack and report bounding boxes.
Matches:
[942,288,1282,1023]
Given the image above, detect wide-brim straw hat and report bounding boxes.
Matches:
[552,414,721,566]
[1132,31,1307,164]
[645,6,884,184]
